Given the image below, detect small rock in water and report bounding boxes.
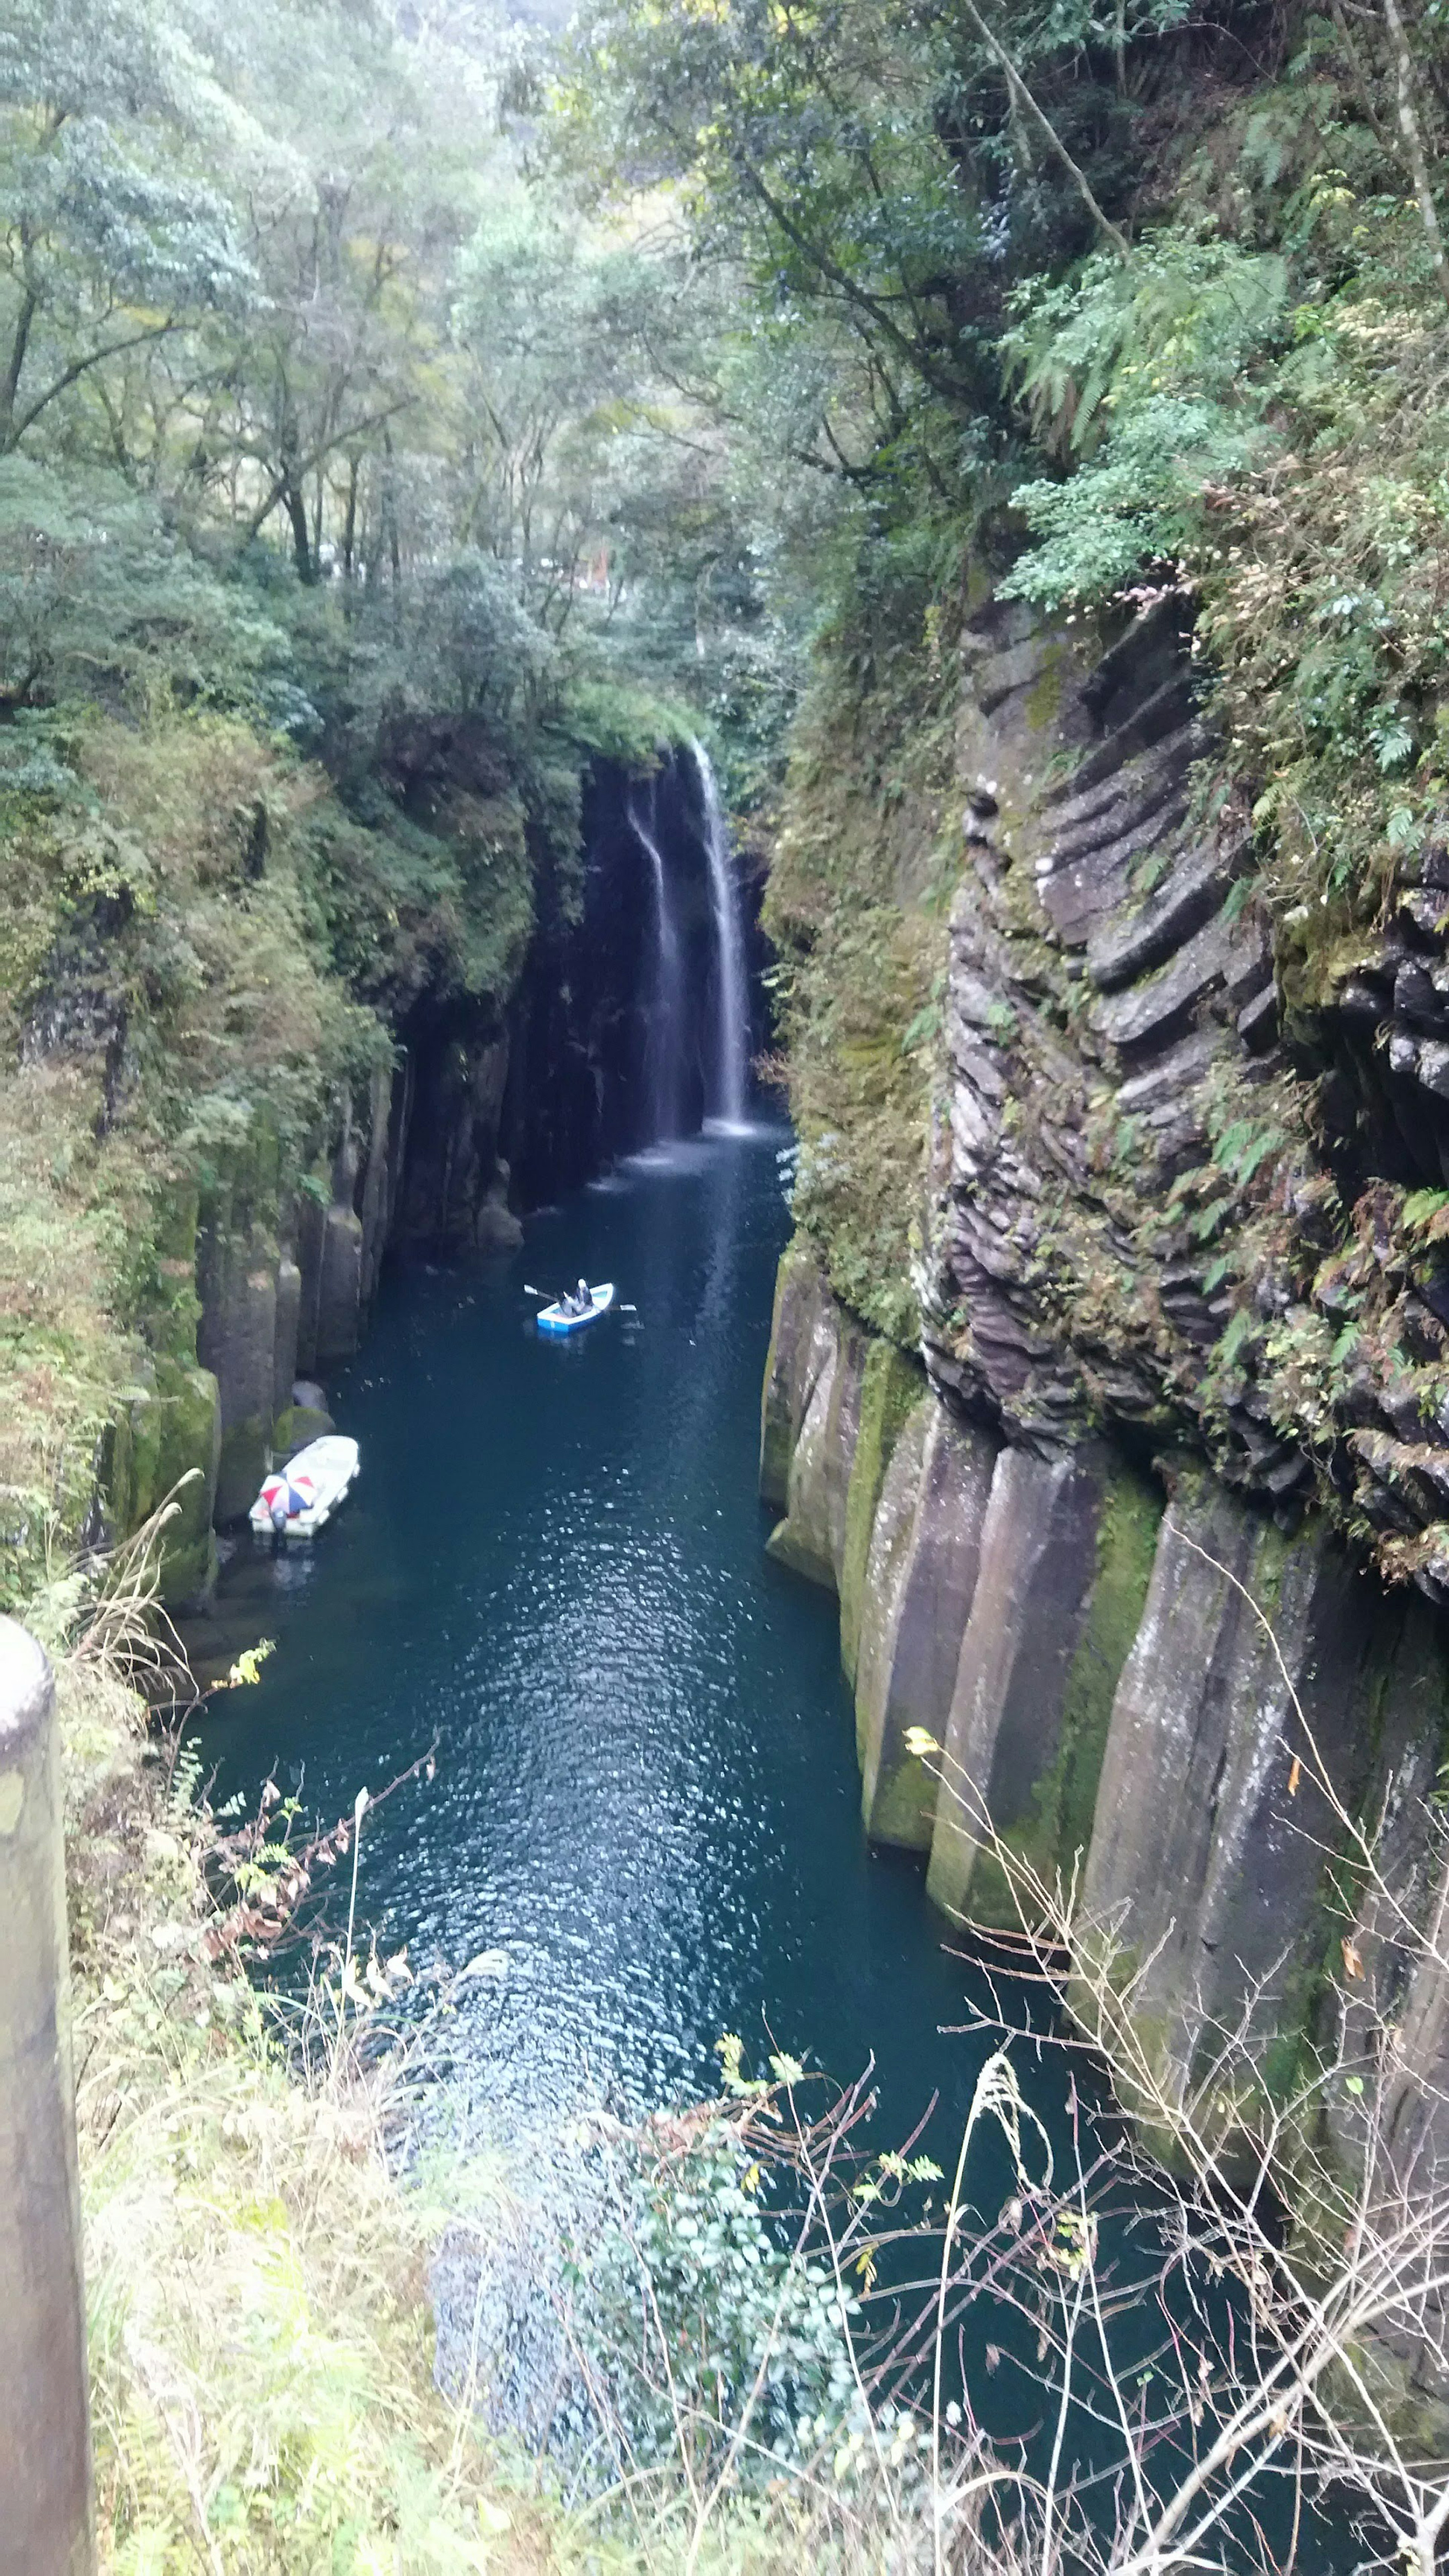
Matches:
[459,1948,510,1981]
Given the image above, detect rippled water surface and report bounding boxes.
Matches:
[192,1123,1021,2146]
[186,1123,1356,2565]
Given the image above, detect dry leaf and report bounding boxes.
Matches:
[1287,1754,1301,1796]
[1341,1936,1364,1981]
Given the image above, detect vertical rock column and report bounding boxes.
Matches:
[315,1206,364,1365]
[856,1401,998,1850]
[759,1240,835,1510]
[925,1443,1162,1927]
[200,1256,279,1524]
[838,1340,927,1686]
[272,1251,301,1424]
[1077,1479,1384,2114]
[764,1309,871,1592]
[109,1180,222,1604]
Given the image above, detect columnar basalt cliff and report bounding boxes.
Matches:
[762,593,1449,2408]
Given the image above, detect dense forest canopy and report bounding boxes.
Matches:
[6,0,1448,854]
[0,0,800,777]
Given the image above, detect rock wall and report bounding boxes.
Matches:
[761,1250,1449,2164]
[758,580,1449,2417]
[909,592,1449,1608]
[763,583,1449,2044]
[156,1061,409,1589]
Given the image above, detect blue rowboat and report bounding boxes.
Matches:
[537,1282,615,1335]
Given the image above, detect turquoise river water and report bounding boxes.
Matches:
[188,1121,1346,2560]
[193,1120,1035,2152]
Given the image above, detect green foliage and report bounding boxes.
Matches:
[1000,234,1290,609]
[0,0,254,455]
[565,2106,864,2493]
[994,55,1449,927]
[61,1649,540,2576]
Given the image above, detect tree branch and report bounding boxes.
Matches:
[240,395,416,543]
[955,0,1130,260]
[4,318,188,452]
[1380,0,1449,312]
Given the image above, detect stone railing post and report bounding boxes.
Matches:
[0,1618,95,2576]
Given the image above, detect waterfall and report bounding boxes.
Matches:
[629,779,686,1138]
[691,741,749,1126]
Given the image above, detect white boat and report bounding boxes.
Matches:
[250,1435,360,1538]
[536,1281,615,1335]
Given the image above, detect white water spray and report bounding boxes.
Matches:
[691,740,749,1126]
[629,778,685,1137]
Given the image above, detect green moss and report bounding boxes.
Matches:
[759,1239,820,1509]
[866,1743,938,1851]
[1023,637,1070,734]
[112,1357,221,1604]
[272,1403,334,1456]
[968,1461,1163,1924]
[145,1183,204,1367]
[217,1414,269,1532]
[764,561,957,1349]
[840,1339,923,1700]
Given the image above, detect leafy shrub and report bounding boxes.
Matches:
[562,2088,864,2494]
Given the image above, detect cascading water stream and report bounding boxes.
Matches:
[629,778,686,1138]
[691,741,749,1126]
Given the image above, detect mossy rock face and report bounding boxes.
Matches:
[858,1403,998,1848]
[927,1444,1162,1928]
[839,1339,925,1690]
[197,1238,279,1521]
[764,1513,840,1590]
[216,1413,269,1529]
[146,1180,203,1366]
[1075,1483,1391,2114]
[272,1403,335,1456]
[316,1205,364,1364]
[272,1256,302,1419]
[759,1239,829,1509]
[115,1358,221,1606]
[764,1311,871,1593]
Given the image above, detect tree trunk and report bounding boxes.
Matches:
[284,479,315,583]
[341,455,359,580]
[1382,0,1449,312]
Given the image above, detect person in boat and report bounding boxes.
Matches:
[575,1278,591,1314]
[269,1478,305,1532]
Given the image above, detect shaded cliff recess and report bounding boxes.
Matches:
[2,725,756,1616]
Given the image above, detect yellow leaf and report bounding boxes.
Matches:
[1287,1755,1301,1796]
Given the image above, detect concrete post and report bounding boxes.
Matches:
[0,1619,95,2576]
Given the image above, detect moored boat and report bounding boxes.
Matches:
[250,1435,360,1538]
